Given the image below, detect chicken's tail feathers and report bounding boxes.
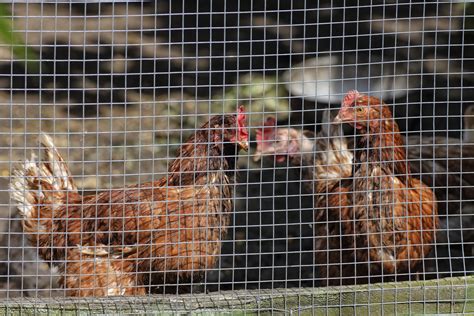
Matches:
[38,133,77,192]
[10,133,77,221]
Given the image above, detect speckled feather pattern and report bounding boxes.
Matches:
[314,93,438,286]
[10,113,247,296]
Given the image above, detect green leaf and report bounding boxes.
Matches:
[0,3,39,73]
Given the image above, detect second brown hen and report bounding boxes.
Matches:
[325,92,438,285]
[255,92,439,286]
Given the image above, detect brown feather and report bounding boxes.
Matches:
[315,91,438,285]
[10,110,248,296]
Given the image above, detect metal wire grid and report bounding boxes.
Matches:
[0,0,472,314]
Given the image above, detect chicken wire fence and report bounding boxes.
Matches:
[0,0,473,314]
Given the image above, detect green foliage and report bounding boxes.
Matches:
[0,3,39,73]
[213,73,290,129]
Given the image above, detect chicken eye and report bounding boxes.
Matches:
[356,107,364,113]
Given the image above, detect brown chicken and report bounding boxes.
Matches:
[10,106,249,296]
[255,108,474,281]
[255,91,439,285]
[324,91,439,285]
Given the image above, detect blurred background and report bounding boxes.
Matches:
[0,1,472,298]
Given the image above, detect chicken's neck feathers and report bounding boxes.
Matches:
[357,119,410,181]
[167,137,238,187]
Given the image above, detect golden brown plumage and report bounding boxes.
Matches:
[254,92,439,286]
[10,106,249,296]
[60,245,145,297]
[316,90,438,285]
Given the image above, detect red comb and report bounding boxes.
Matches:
[255,116,276,142]
[237,105,246,125]
[237,105,249,139]
[342,90,360,107]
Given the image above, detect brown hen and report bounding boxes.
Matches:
[10,106,249,296]
[322,91,438,285]
[254,92,439,285]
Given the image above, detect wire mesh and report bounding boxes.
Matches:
[0,0,473,314]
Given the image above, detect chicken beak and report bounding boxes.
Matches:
[238,140,249,152]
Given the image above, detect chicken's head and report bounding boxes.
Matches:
[209,105,249,151]
[335,90,393,133]
[254,116,285,163]
[254,116,313,163]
